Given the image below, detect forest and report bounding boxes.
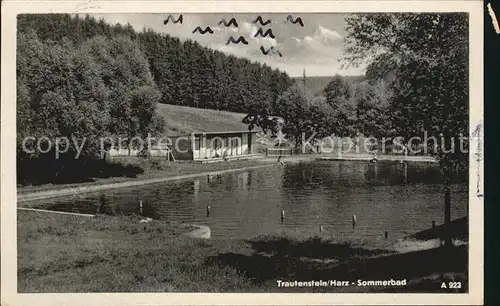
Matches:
[17,14,294,114]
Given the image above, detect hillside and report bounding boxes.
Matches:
[294,75,366,95]
[18,14,294,116]
[156,104,249,136]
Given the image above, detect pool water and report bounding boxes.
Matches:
[31,160,468,240]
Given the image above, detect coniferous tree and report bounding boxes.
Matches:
[18,13,295,115]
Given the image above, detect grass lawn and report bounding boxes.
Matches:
[18,210,468,293]
[155,103,249,136]
[17,210,253,292]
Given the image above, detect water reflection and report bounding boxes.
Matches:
[193,179,200,195]
[32,161,468,241]
[237,172,249,191]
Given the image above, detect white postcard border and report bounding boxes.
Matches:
[1,1,484,305]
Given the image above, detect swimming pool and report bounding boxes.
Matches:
[31,160,468,240]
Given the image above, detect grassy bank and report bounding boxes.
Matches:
[18,210,467,293]
[18,210,251,292]
[156,104,249,136]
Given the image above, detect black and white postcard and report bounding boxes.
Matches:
[1,1,484,305]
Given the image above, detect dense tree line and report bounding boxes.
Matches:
[323,74,393,140]
[17,30,162,184]
[277,73,392,149]
[17,14,294,114]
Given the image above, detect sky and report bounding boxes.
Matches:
[90,13,367,77]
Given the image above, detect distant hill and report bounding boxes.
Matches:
[293,75,366,95]
[156,104,249,136]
